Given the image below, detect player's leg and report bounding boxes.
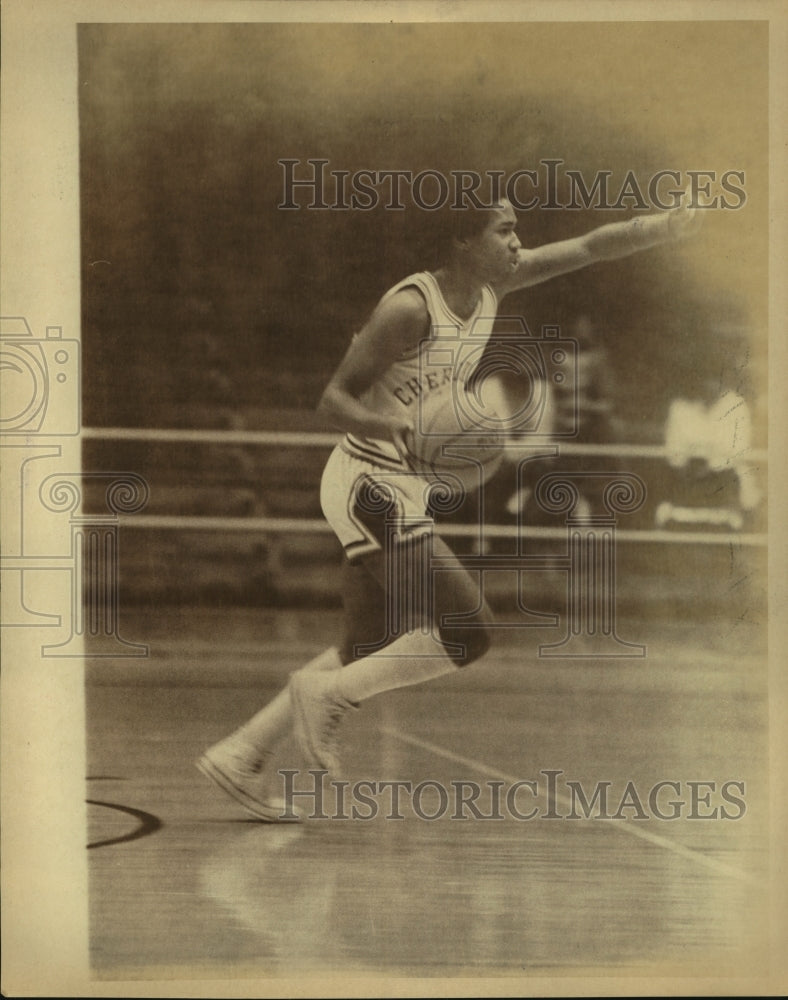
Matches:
[343,531,493,667]
[197,446,490,804]
[194,638,342,821]
[337,556,388,664]
[195,531,390,818]
[289,531,494,771]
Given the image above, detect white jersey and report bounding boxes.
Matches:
[342,271,499,468]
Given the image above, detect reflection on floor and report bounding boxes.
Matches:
[86,609,769,981]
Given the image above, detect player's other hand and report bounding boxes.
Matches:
[667,191,703,241]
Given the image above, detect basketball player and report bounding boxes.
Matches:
[197,195,700,820]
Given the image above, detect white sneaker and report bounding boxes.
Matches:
[288,669,356,774]
[197,736,300,823]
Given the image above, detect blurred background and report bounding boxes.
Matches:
[78,21,768,614]
[70,24,771,979]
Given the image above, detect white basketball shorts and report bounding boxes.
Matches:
[320,444,440,562]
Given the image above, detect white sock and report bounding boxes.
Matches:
[234,646,342,750]
[332,631,459,704]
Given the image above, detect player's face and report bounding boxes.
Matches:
[465,201,521,281]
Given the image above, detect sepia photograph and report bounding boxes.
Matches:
[1,1,786,996]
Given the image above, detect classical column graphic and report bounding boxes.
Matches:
[39,473,149,657]
[534,472,647,657]
[0,444,64,627]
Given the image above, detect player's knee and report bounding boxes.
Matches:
[339,638,356,665]
[440,622,492,667]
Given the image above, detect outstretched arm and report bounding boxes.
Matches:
[495,200,700,297]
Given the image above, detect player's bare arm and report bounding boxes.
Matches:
[317,288,428,444]
[494,199,700,298]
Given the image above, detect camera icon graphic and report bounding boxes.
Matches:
[0,317,80,436]
[422,317,579,438]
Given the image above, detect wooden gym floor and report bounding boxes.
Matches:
[85,606,769,984]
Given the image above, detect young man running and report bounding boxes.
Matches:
[197,196,699,820]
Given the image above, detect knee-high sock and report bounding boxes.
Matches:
[330,631,460,704]
[234,646,342,750]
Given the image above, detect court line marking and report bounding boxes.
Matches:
[380,725,763,886]
[86,799,163,850]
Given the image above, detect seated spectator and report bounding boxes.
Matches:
[656,373,762,531]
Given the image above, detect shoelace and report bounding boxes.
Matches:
[320,705,347,748]
[229,747,268,775]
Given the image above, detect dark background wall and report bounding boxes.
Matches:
[76,21,768,610]
[78,22,768,435]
